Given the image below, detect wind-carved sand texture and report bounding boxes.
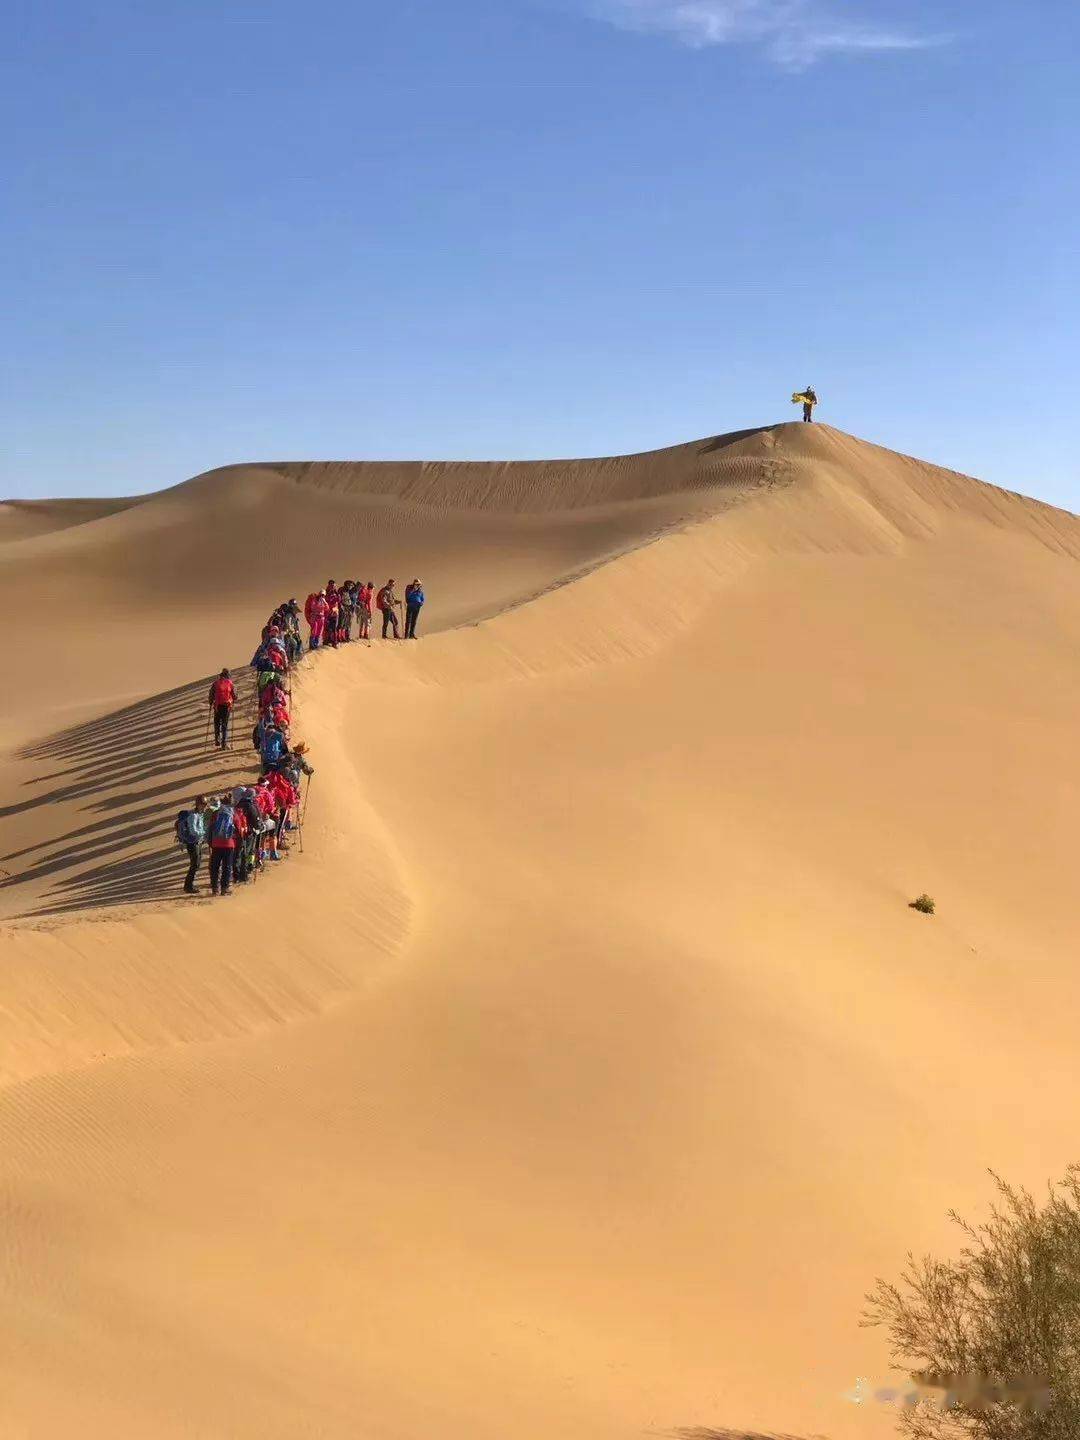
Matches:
[2,422,1079,1438]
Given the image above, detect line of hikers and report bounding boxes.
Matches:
[176,603,316,897]
[176,574,428,896]
[303,578,426,647]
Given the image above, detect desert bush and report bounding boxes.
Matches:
[863,1168,1080,1437]
[910,894,936,915]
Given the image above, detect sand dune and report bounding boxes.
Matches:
[2,422,1079,1439]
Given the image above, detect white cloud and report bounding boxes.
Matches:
[587,0,942,68]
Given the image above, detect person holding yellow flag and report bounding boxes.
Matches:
[792,385,818,422]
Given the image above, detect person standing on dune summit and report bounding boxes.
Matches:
[404,579,425,639]
[357,581,374,640]
[801,386,818,422]
[377,579,402,639]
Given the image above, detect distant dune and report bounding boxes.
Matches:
[2,422,1079,1439]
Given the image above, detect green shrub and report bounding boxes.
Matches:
[863,1169,1080,1436]
[910,894,936,915]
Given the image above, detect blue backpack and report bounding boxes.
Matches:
[211,806,236,843]
[176,810,204,847]
[261,732,286,766]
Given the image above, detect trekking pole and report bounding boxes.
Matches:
[301,774,311,826]
[204,705,211,748]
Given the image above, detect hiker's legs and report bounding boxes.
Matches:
[220,849,234,894]
[803,403,812,422]
[184,843,200,892]
[210,848,224,893]
[405,604,420,638]
[383,609,399,638]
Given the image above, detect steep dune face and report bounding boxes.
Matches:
[2,424,1080,1440]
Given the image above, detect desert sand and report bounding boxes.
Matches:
[2,421,1080,1439]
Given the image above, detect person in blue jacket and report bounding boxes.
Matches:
[260,724,289,774]
[404,578,425,639]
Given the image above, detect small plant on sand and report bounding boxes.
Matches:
[910,894,936,915]
[863,1168,1080,1437]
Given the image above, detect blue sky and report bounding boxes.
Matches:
[3,0,1078,507]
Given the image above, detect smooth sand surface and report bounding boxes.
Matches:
[2,422,1079,1438]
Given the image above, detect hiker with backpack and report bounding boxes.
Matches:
[357,581,374,640]
[251,634,287,678]
[324,581,341,649]
[253,777,280,863]
[259,677,288,716]
[231,793,252,883]
[208,669,236,749]
[209,793,238,896]
[260,723,289,773]
[339,583,354,643]
[176,795,208,894]
[289,742,314,780]
[377,579,401,638]
[234,789,262,875]
[267,767,299,848]
[307,590,328,650]
[283,603,303,664]
[404,579,425,639]
[265,628,289,672]
[269,696,290,734]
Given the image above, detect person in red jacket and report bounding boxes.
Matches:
[357,581,374,640]
[259,678,287,716]
[307,591,329,650]
[208,669,236,749]
[255,776,280,863]
[231,799,252,883]
[266,768,298,850]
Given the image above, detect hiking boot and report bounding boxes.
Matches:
[211,887,219,896]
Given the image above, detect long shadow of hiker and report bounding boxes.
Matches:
[1,672,264,919]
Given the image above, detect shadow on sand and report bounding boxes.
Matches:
[666,1430,820,1440]
[697,426,777,455]
[0,673,264,919]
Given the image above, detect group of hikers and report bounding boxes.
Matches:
[176,574,429,896]
[303,578,426,646]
